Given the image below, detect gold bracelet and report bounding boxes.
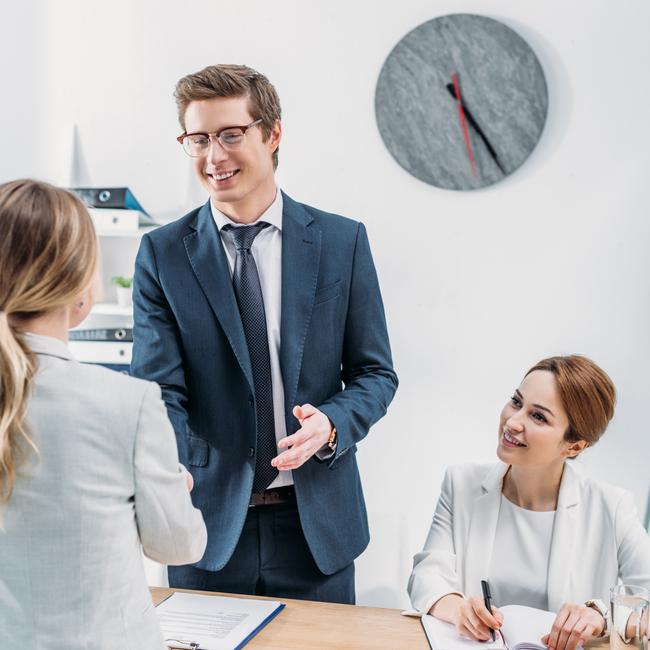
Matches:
[327,427,337,450]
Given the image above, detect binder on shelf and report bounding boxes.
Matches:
[68,340,132,365]
[70,187,157,227]
[71,186,146,211]
[88,207,140,231]
[69,328,133,342]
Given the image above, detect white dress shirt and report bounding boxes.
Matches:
[489,495,555,610]
[210,190,292,489]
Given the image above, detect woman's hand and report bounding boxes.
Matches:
[541,602,605,650]
[179,464,194,492]
[430,593,502,641]
[451,595,503,641]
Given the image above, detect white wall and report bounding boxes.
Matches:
[3,0,649,609]
[0,0,47,180]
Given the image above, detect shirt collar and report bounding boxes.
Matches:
[21,332,73,361]
[210,187,283,232]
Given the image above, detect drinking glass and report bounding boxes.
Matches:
[610,584,649,650]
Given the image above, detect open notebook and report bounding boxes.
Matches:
[422,605,581,650]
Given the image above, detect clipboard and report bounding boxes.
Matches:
[156,592,285,649]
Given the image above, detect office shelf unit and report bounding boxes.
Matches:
[69,222,156,369]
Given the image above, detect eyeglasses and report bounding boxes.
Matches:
[177,118,263,157]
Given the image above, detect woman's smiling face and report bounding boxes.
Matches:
[497,370,582,468]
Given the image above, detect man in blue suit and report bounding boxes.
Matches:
[131,64,398,603]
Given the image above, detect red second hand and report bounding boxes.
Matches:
[451,72,477,177]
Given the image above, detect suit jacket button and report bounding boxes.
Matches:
[249,447,255,457]
[248,394,254,405]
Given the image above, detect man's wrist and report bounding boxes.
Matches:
[327,425,337,451]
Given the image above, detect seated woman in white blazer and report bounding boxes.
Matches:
[0,180,207,649]
[408,355,650,650]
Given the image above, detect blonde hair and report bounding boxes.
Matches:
[0,179,97,504]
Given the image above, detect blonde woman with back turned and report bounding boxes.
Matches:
[0,180,207,649]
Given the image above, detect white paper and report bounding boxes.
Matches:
[156,592,284,650]
[422,615,505,650]
[499,605,557,650]
[421,605,579,650]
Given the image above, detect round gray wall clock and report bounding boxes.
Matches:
[375,14,548,191]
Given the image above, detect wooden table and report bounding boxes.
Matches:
[151,588,609,649]
[151,587,429,649]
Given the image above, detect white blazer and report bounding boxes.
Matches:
[0,334,207,649]
[408,461,650,614]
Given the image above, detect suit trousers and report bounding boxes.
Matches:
[168,496,355,604]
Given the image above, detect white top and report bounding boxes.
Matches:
[489,495,556,610]
[408,462,650,617]
[210,190,292,489]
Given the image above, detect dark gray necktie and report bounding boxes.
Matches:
[223,223,278,492]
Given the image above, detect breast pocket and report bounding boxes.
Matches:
[314,280,342,305]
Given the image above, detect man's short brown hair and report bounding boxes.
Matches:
[175,64,282,170]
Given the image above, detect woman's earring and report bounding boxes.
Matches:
[77,300,85,309]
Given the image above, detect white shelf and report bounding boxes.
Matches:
[92,302,133,316]
[69,340,132,364]
[95,226,157,238]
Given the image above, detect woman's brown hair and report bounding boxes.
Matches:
[526,355,616,447]
[0,179,97,505]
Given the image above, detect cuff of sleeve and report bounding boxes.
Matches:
[315,441,337,461]
[316,404,347,461]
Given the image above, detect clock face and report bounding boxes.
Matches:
[375,14,548,190]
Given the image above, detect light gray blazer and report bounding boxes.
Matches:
[409,461,650,615]
[0,333,207,649]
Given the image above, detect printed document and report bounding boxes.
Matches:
[156,592,284,649]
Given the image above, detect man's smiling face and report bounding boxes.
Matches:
[183,95,280,215]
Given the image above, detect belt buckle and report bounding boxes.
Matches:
[248,487,291,508]
[249,489,271,508]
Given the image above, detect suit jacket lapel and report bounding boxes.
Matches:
[547,462,581,611]
[280,193,321,413]
[183,201,253,390]
[464,463,508,595]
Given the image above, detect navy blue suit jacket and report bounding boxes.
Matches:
[131,193,398,575]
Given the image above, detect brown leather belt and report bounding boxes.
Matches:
[249,485,295,508]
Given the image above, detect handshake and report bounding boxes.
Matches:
[180,464,194,492]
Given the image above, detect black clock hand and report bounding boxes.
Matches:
[445,84,506,175]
